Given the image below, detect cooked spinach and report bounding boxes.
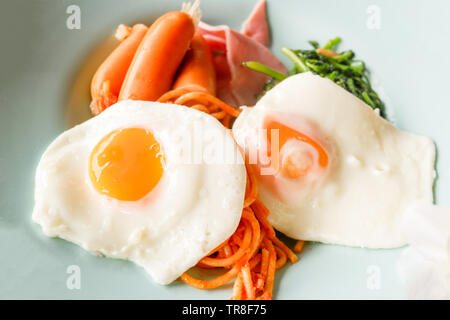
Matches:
[243,37,385,117]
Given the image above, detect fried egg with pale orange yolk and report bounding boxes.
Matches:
[233,72,435,248]
[33,100,246,284]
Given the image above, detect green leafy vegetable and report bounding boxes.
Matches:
[241,61,287,81]
[243,38,385,117]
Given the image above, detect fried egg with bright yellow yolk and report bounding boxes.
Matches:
[33,100,246,284]
[232,72,436,248]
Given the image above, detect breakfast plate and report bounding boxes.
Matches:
[0,0,449,299]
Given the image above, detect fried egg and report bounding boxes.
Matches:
[33,100,246,284]
[232,72,435,248]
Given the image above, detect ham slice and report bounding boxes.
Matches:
[198,3,286,107]
[241,0,270,46]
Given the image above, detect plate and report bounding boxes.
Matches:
[1,0,449,299]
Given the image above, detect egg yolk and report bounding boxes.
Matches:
[89,128,165,201]
[280,148,314,179]
[264,119,328,178]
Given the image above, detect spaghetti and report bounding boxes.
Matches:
[158,87,304,300]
